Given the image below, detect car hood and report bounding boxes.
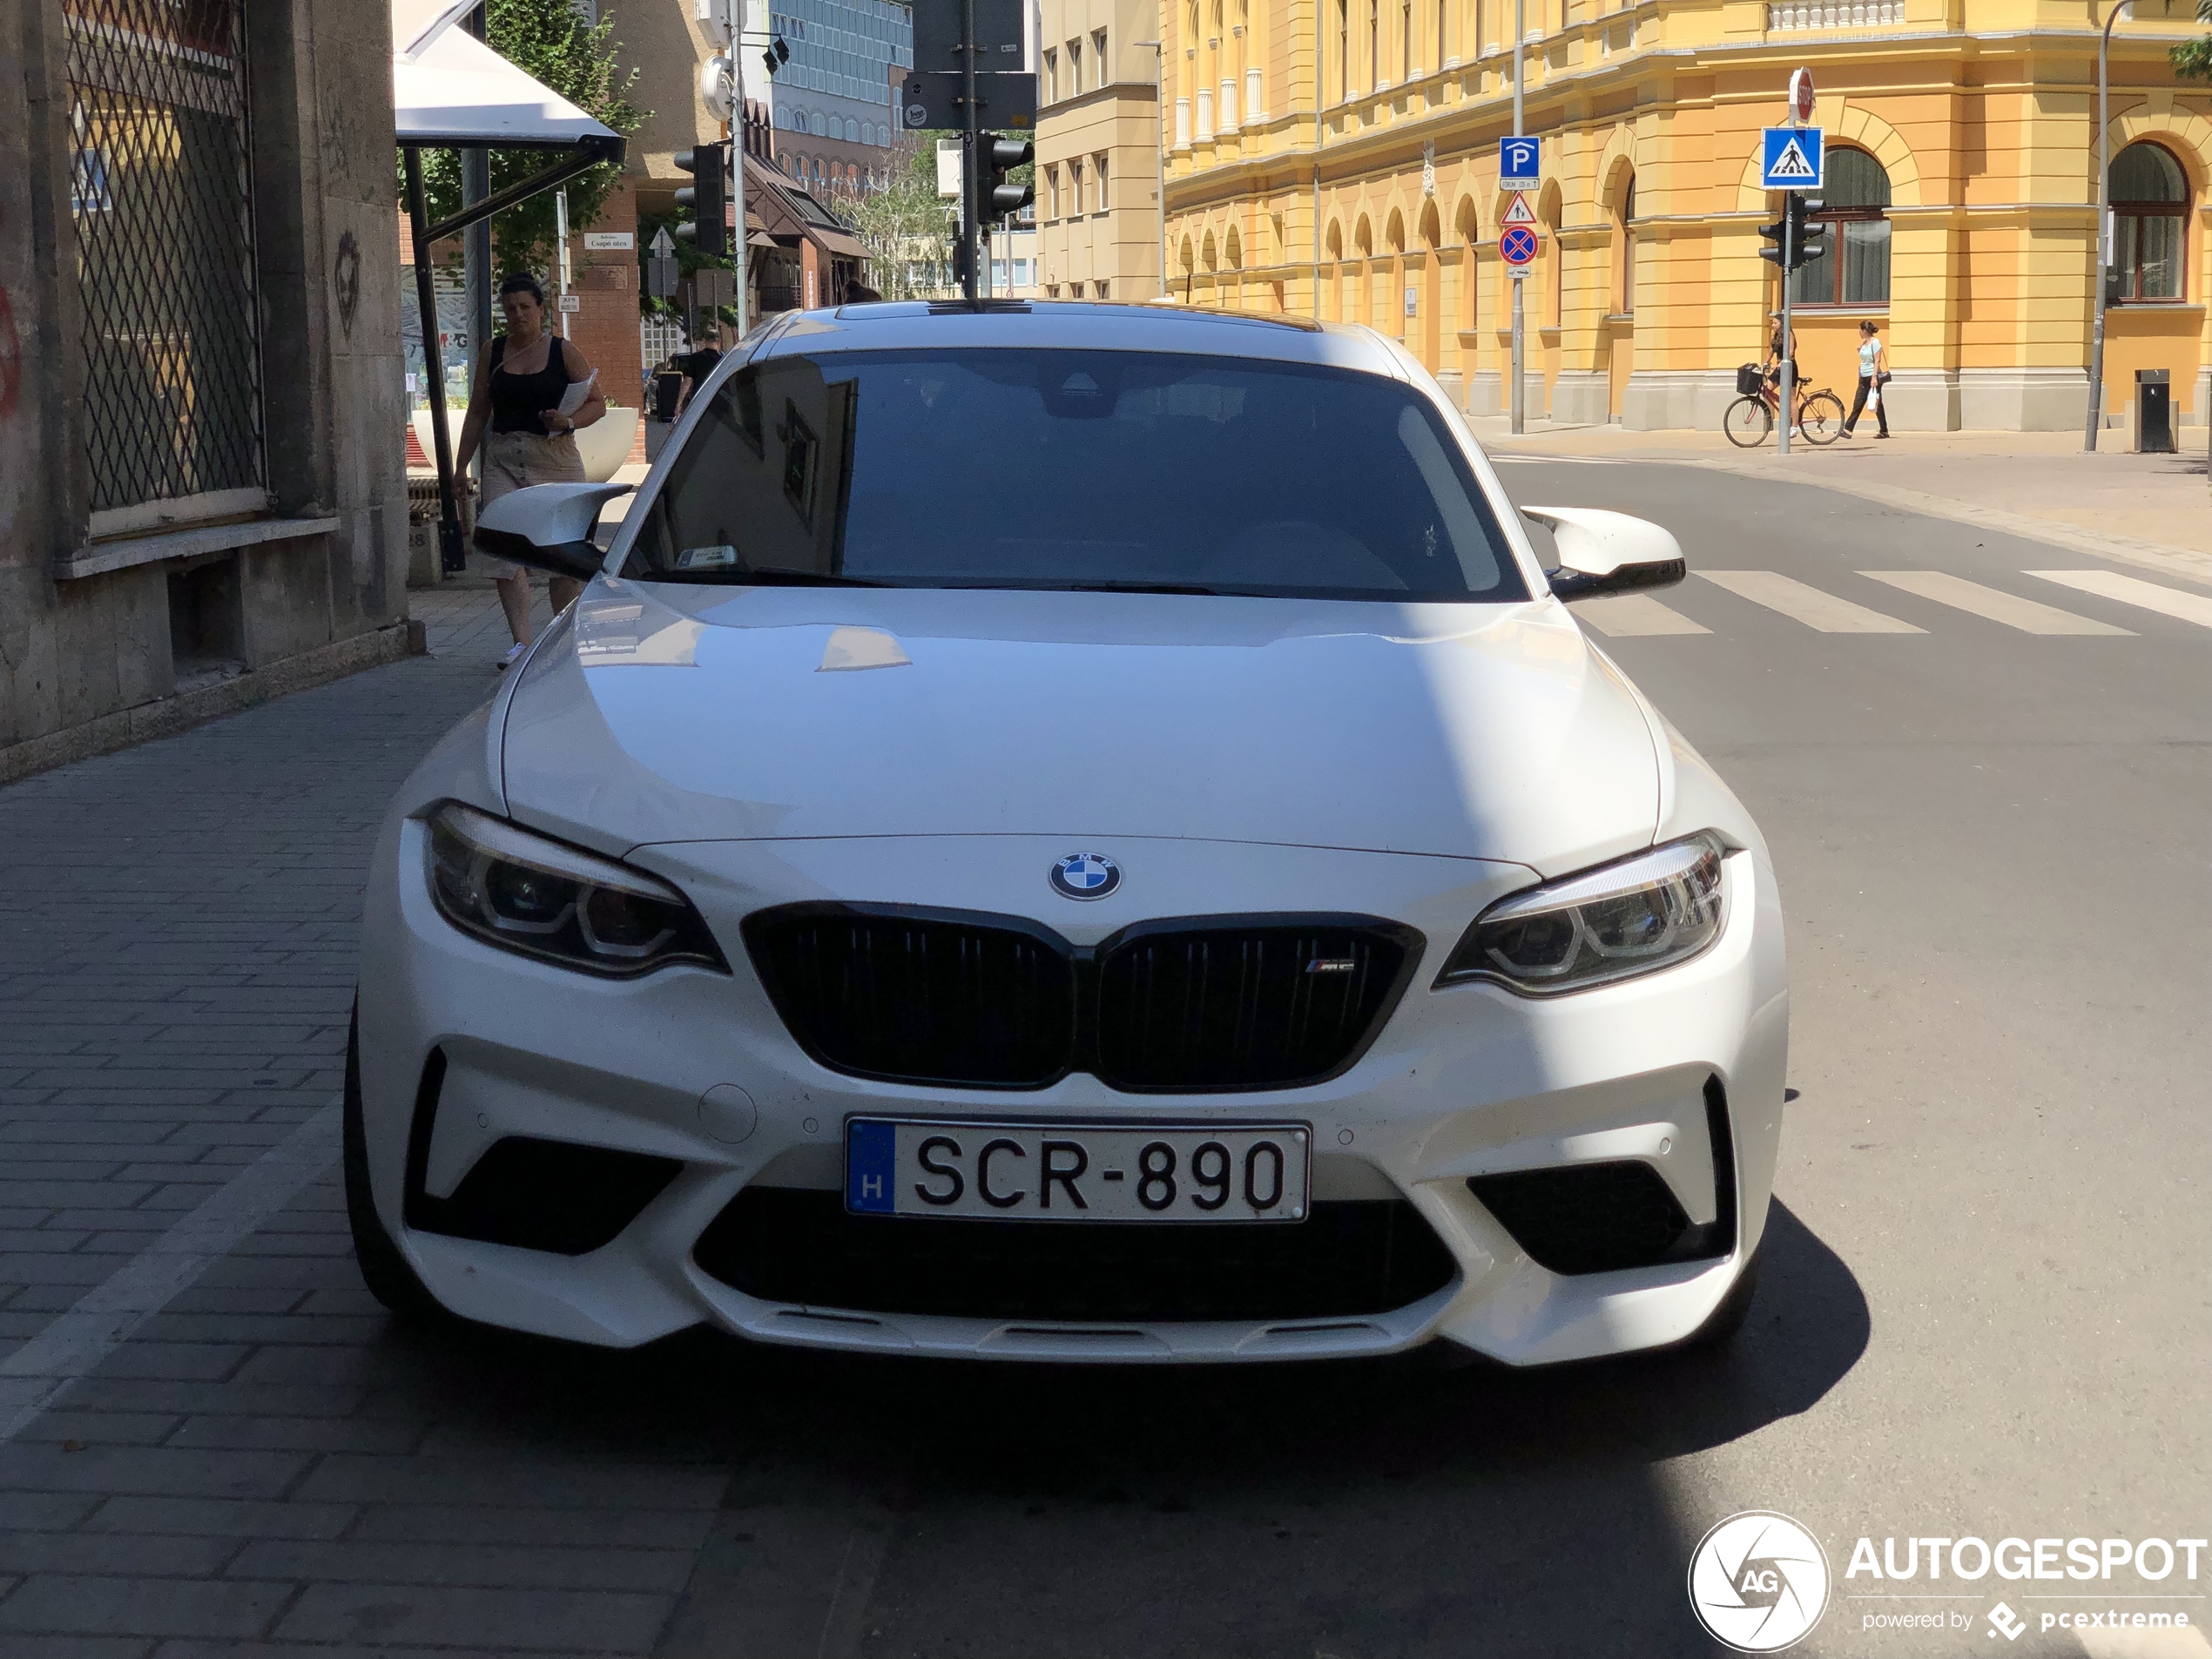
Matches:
[499,582,1662,870]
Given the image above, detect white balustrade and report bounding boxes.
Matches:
[1196,87,1213,140]
[1174,97,1190,147]
[1218,77,1238,132]
[1767,0,1903,25]
[1245,67,1264,124]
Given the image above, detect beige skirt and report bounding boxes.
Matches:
[479,429,585,578]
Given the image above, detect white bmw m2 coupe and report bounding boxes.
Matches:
[349,302,1788,1366]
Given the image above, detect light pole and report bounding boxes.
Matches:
[1138,40,1166,298]
[1510,0,1524,435]
[2085,0,2130,450]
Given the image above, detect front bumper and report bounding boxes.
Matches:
[357,825,1788,1366]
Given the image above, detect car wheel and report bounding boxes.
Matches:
[1684,1248,1762,1350]
[342,999,440,1319]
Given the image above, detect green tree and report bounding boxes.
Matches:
[406,0,644,277]
[2176,8,2212,78]
[839,134,957,299]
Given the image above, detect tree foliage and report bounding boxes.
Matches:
[404,0,644,277]
[836,132,959,299]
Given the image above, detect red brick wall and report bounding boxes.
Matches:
[566,179,645,411]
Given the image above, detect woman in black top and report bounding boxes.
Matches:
[453,273,607,666]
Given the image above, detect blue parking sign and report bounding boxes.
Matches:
[1761,126,1824,190]
[1499,136,1540,188]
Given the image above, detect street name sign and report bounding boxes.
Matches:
[1501,224,1539,266]
[1501,191,1537,226]
[1499,136,1540,190]
[1761,126,1824,189]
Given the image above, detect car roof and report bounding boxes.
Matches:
[751,300,1409,377]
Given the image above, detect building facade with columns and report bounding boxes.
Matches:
[1160,0,2212,430]
[1038,0,1169,299]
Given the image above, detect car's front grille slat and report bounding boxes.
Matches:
[743,905,1420,1094]
[694,1189,1460,1323]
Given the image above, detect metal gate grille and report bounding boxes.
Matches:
[66,0,265,517]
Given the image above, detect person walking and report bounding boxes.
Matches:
[1844,320,1891,438]
[451,273,607,667]
[1764,311,1801,436]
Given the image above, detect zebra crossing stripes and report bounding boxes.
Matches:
[1574,593,1711,636]
[1858,570,2134,636]
[2028,570,2212,630]
[1696,570,1925,633]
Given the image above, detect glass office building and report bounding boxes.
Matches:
[767,0,912,149]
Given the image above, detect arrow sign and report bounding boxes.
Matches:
[651,226,675,256]
[1499,136,1540,189]
[1762,126,1824,189]
[1501,191,1537,226]
[1501,225,1540,266]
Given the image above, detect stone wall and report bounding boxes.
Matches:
[1,0,413,777]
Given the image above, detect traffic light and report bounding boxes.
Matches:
[673,142,728,260]
[1795,195,1826,268]
[982,132,1034,217]
[1758,193,1825,273]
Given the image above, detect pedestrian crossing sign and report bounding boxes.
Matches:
[1501,191,1537,226]
[1762,126,1824,190]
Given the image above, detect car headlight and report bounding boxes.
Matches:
[1437,831,1730,995]
[424,801,727,978]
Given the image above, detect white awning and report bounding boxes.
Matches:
[392,0,620,150]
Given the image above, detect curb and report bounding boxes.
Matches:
[0,617,428,789]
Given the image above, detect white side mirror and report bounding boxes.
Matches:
[1520,504,1687,603]
[474,482,634,582]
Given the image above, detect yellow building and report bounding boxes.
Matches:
[1037,0,1170,299]
[1161,0,2212,429]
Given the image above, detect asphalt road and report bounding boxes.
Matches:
[0,469,2204,1659]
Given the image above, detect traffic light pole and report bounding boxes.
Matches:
[960,0,981,302]
[1777,189,1794,456]
[1509,0,1524,436]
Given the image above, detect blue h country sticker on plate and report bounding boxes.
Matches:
[846,1119,896,1214]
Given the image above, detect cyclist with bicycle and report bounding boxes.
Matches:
[1725,313,1844,446]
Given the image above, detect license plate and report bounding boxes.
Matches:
[846,1119,1311,1223]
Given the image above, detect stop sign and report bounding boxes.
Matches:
[1790,67,1816,125]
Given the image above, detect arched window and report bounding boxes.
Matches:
[1618,172,1635,314]
[2109,141,2188,303]
[1788,146,1890,307]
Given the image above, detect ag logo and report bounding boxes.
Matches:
[1687,1511,1831,1652]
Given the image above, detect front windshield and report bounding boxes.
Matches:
[621,347,1528,602]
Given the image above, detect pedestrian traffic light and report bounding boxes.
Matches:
[1759,193,1824,273]
[982,132,1034,216]
[673,142,728,260]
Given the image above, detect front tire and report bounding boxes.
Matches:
[1797,390,1846,446]
[1723,396,1773,448]
[342,1001,440,1318]
[1684,1249,1762,1349]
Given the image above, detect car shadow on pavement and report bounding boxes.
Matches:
[369,1197,1865,1657]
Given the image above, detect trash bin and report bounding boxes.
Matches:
[2135,368,2175,454]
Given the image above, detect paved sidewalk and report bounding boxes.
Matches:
[1467,420,2212,587]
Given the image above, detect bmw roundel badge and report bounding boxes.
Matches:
[1049,852,1121,900]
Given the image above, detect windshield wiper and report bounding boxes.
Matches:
[671,569,894,587]
[1065,581,1224,597]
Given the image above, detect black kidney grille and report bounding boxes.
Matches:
[1096,924,1414,1091]
[743,908,1075,1087]
[741,906,1419,1092]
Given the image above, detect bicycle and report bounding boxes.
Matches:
[1723,374,1844,448]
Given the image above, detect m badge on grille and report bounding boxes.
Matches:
[1049,852,1121,900]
